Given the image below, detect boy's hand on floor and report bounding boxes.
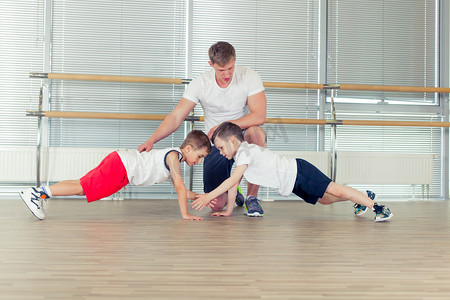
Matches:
[211,211,232,217]
[182,214,203,220]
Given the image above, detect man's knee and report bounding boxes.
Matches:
[211,193,228,211]
[244,126,266,146]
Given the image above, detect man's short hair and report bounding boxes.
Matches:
[181,130,212,153]
[211,122,244,144]
[208,41,236,66]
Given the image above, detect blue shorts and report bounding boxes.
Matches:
[203,146,234,192]
[292,158,332,204]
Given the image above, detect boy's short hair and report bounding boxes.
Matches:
[180,130,212,153]
[208,42,236,66]
[211,122,244,144]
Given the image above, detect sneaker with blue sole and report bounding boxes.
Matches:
[235,187,245,206]
[354,190,377,216]
[244,196,264,217]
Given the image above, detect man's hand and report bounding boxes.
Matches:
[207,124,219,139]
[138,140,154,152]
[182,214,203,220]
[192,194,216,211]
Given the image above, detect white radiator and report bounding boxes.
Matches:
[42,147,116,181]
[0,147,116,182]
[0,148,435,193]
[0,147,36,181]
[335,152,434,185]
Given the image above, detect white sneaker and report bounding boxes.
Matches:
[19,187,48,220]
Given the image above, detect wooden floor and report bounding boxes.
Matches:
[1,198,450,300]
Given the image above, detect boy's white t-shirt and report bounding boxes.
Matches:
[183,65,265,133]
[117,147,181,186]
[234,142,297,196]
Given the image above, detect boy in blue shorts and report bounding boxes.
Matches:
[20,130,211,221]
[192,122,393,222]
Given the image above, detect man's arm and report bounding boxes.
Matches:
[138,98,196,152]
[166,151,203,220]
[207,91,267,138]
[192,164,247,211]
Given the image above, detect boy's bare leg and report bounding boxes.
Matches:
[49,180,85,196]
[319,182,374,208]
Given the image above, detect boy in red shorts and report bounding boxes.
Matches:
[19,130,211,221]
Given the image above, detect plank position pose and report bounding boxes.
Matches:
[138,41,268,217]
[20,130,211,220]
[192,122,393,222]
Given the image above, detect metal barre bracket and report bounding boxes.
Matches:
[26,111,45,117]
[30,73,48,79]
[323,84,341,90]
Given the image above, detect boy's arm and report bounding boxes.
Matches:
[186,190,198,200]
[192,164,247,211]
[166,151,203,220]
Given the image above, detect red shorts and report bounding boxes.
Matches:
[80,151,129,202]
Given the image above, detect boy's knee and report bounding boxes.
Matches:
[318,196,333,205]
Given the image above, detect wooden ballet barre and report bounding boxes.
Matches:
[342,119,450,127]
[30,72,450,93]
[30,72,324,90]
[45,73,187,85]
[26,110,324,124]
[339,83,450,94]
[27,110,202,122]
[26,110,450,127]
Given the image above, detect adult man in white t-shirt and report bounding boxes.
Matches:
[138,41,267,217]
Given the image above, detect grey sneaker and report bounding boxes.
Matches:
[244,196,264,217]
[19,187,49,220]
[373,203,393,222]
[354,190,376,215]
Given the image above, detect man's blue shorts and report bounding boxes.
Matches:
[203,146,234,193]
[292,158,332,204]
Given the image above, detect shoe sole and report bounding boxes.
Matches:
[244,203,263,217]
[19,192,45,220]
[246,212,263,217]
[375,213,393,222]
[355,207,368,216]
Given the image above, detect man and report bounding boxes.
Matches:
[138,41,267,217]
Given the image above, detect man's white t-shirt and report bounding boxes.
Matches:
[117,147,182,186]
[234,142,297,196]
[183,66,265,133]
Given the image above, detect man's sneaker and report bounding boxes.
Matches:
[354,190,377,215]
[244,196,264,217]
[235,187,245,206]
[19,187,49,220]
[373,203,393,222]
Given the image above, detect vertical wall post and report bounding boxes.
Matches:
[330,89,337,181]
[318,0,328,151]
[440,0,449,199]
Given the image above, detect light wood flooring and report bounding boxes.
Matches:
[1,198,450,300]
